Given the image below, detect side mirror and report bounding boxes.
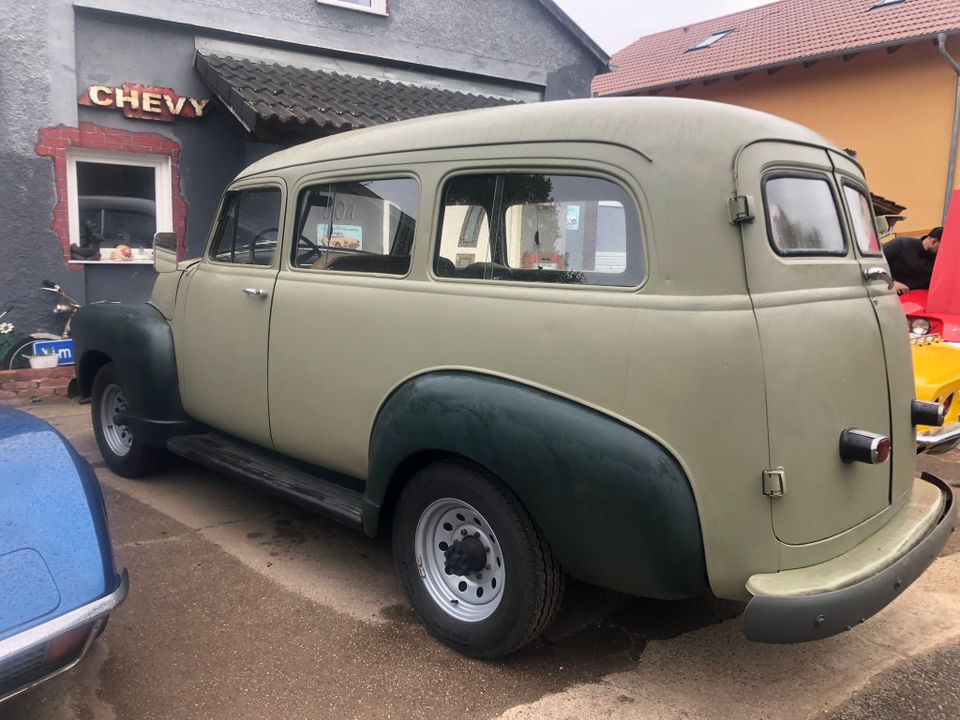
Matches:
[154,232,179,273]
[874,216,890,238]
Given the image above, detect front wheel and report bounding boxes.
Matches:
[91,363,161,478]
[393,460,565,658]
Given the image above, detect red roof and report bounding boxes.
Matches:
[592,0,960,96]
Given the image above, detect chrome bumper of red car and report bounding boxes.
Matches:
[0,568,128,703]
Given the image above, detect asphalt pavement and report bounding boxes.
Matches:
[2,402,958,720]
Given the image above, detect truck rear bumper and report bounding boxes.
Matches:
[740,473,955,644]
[917,422,960,455]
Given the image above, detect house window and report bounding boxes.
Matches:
[688,30,734,51]
[316,0,388,15]
[66,150,172,264]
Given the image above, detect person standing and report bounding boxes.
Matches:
[883,227,942,294]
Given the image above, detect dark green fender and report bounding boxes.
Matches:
[366,372,708,599]
[72,303,198,445]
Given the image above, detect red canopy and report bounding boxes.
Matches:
[927,190,960,315]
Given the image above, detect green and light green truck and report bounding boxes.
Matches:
[71,98,956,658]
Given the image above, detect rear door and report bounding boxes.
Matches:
[736,142,891,544]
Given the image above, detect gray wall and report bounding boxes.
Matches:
[76,12,248,260]
[198,0,601,98]
[0,0,82,336]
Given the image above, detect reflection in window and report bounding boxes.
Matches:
[209,187,282,266]
[76,162,156,251]
[844,185,881,256]
[293,178,418,275]
[435,173,642,287]
[764,176,846,255]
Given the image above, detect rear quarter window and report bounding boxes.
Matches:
[843,184,882,256]
[762,174,846,257]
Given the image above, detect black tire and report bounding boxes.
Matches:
[91,362,161,478]
[393,460,565,658]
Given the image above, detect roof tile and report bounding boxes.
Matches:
[196,53,521,137]
[593,0,960,96]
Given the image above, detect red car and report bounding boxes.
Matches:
[901,190,960,340]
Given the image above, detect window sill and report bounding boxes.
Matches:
[68,259,154,266]
[315,0,387,16]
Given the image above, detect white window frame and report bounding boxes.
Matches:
[66,148,173,265]
[315,0,387,16]
[688,30,734,51]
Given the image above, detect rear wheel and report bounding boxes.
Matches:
[393,460,564,658]
[91,363,161,478]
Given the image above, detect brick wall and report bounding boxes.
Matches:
[0,367,74,407]
[35,122,188,267]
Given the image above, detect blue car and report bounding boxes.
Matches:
[0,406,127,703]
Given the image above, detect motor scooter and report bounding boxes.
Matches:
[0,281,83,370]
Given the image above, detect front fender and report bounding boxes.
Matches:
[367,372,708,599]
[72,303,197,445]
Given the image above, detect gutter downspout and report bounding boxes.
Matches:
[939,33,960,224]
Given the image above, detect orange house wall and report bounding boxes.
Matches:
[658,37,960,236]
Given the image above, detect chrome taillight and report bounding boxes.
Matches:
[839,429,891,464]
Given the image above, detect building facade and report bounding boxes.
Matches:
[0,0,606,338]
[593,0,960,239]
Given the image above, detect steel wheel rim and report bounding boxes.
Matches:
[100,383,132,457]
[415,498,505,622]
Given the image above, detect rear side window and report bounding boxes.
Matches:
[209,187,282,266]
[843,185,882,256]
[435,173,643,287]
[762,175,846,256]
[292,178,419,276]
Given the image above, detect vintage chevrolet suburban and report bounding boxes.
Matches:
[70,98,956,658]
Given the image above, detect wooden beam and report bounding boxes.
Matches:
[703,78,718,86]
[843,52,859,62]
[803,60,819,69]
[767,67,784,76]
[734,72,752,81]
[886,45,902,54]
[674,83,690,91]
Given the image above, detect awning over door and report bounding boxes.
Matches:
[194,53,521,142]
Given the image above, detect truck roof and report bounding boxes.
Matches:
[237,97,839,180]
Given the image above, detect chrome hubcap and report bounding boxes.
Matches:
[415,498,505,622]
[100,383,132,457]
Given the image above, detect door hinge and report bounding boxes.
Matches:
[729,194,756,225]
[762,468,786,497]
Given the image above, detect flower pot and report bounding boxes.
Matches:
[27,354,60,369]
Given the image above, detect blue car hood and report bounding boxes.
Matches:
[0,407,114,640]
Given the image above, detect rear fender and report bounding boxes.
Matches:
[366,371,708,599]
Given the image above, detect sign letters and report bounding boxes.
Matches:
[79,83,209,123]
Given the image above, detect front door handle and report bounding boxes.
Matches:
[243,287,269,299]
[863,267,893,289]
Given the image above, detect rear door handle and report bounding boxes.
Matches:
[242,288,269,299]
[863,267,893,289]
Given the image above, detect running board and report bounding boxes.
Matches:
[166,433,364,530]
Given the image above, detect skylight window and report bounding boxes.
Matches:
[870,0,905,8]
[688,30,734,51]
